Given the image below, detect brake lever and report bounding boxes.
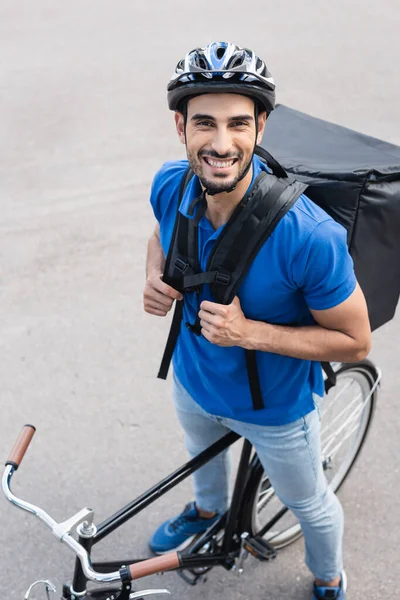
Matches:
[24,579,56,599]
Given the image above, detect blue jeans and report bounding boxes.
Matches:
[173,374,344,582]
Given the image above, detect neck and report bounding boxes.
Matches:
[204,166,253,229]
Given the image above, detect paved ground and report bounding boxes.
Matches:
[1,2,399,599]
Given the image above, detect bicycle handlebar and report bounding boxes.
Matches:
[2,426,184,587]
[6,425,36,470]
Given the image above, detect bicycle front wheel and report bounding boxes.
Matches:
[240,359,380,550]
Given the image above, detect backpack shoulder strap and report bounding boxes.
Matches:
[254,145,288,179]
[209,172,306,411]
[162,166,195,290]
[158,166,194,380]
[207,172,306,411]
[205,173,307,305]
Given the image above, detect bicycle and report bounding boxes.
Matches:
[3,359,381,600]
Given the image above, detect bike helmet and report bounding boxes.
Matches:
[167,42,275,113]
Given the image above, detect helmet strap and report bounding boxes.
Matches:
[182,101,188,138]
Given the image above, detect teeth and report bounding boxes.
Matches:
[206,158,235,168]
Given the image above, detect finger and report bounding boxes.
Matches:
[144,304,169,317]
[144,288,174,309]
[200,297,241,313]
[152,276,183,301]
[199,300,227,316]
[200,325,213,342]
[200,319,213,331]
[201,326,223,346]
[232,296,241,308]
[198,309,219,325]
[144,298,172,313]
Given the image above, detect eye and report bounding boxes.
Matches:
[231,121,249,128]
[196,120,214,128]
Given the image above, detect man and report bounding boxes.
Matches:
[143,42,371,600]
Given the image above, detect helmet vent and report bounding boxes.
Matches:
[229,55,243,69]
[197,56,208,70]
[256,57,265,73]
[216,46,225,59]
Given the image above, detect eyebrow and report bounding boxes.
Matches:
[191,113,254,122]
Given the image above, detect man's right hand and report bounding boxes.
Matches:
[143,272,183,316]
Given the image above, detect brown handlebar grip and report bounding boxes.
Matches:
[125,552,181,581]
[6,425,36,470]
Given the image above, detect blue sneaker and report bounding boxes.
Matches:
[149,502,220,554]
[312,571,347,599]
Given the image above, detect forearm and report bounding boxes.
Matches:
[146,231,165,278]
[243,320,369,362]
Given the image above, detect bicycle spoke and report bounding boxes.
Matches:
[321,386,362,437]
[257,487,275,512]
[322,401,366,456]
[321,375,379,457]
[250,362,378,550]
[323,424,360,463]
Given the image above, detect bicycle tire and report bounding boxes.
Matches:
[239,359,379,550]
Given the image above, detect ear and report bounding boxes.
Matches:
[175,111,186,145]
[256,111,267,145]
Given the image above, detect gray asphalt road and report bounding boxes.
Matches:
[1,2,399,599]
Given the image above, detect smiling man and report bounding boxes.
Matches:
[143,42,371,600]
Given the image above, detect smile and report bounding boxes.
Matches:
[202,157,238,169]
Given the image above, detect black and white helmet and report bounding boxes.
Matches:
[167,42,276,113]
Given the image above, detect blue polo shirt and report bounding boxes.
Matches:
[150,156,357,425]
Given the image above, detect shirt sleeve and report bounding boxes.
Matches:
[291,218,357,310]
[149,160,187,223]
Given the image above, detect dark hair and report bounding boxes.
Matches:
[177,95,267,116]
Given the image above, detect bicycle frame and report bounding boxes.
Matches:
[5,361,380,599]
[67,369,349,596]
[66,430,258,598]
[3,425,274,600]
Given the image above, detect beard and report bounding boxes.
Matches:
[186,148,251,195]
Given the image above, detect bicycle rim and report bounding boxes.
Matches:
[247,361,379,549]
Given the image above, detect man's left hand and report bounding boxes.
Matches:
[198,297,249,347]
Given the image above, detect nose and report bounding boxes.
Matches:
[211,125,233,157]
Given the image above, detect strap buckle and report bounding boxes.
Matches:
[174,258,189,274]
[215,273,231,286]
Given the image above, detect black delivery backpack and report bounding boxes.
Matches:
[158,105,400,407]
[261,105,400,332]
